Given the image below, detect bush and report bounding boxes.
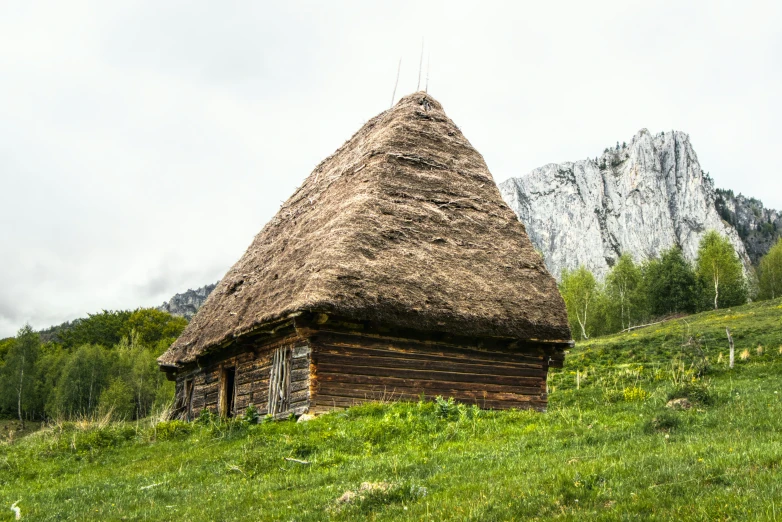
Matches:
[155,420,193,441]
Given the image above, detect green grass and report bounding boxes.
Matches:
[2,299,782,521]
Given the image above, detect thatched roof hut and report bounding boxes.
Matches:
[159,92,571,418]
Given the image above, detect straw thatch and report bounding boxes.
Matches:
[159,92,570,367]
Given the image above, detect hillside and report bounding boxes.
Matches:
[499,130,753,280]
[1,299,781,520]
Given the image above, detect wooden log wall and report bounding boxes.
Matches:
[309,332,561,413]
[174,336,311,419]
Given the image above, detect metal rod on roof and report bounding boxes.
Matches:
[390,58,401,108]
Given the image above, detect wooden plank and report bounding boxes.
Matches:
[316,352,545,377]
[316,382,544,401]
[316,364,545,386]
[292,344,311,358]
[236,383,254,396]
[238,367,272,384]
[316,389,545,407]
[290,378,309,394]
[315,340,549,368]
[315,372,544,393]
[290,368,309,383]
[312,394,546,411]
[314,333,555,363]
[289,388,310,404]
[197,382,218,397]
[291,356,309,371]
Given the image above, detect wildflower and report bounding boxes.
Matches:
[757,345,764,356]
[740,349,750,361]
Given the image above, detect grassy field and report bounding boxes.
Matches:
[1,299,781,521]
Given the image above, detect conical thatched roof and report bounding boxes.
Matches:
[159,92,570,367]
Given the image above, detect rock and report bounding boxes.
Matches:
[715,190,781,265]
[499,129,753,280]
[296,414,316,423]
[666,398,692,410]
[157,283,218,319]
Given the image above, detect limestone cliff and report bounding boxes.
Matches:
[499,129,752,280]
[157,283,217,320]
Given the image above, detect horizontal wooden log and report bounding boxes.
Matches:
[315,371,544,393]
[236,383,253,396]
[311,394,545,411]
[290,368,309,383]
[314,333,556,364]
[291,378,309,394]
[315,390,542,407]
[316,364,545,387]
[316,382,544,402]
[238,367,272,385]
[315,341,549,368]
[292,344,311,358]
[291,356,309,371]
[197,382,218,396]
[316,351,545,378]
[235,396,251,410]
[289,388,310,404]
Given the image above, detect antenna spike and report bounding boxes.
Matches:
[390,58,401,108]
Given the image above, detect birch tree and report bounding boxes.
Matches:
[560,267,598,340]
[1,325,40,428]
[695,231,747,310]
[605,253,643,331]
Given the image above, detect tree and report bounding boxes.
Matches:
[643,247,698,316]
[605,254,644,331]
[0,325,40,428]
[57,310,133,349]
[125,308,187,350]
[560,267,599,340]
[52,344,114,418]
[98,378,136,420]
[759,238,782,300]
[695,231,747,309]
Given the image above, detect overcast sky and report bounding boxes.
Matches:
[1,1,780,337]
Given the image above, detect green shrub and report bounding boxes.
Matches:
[155,420,193,441]
[243,404,259,424]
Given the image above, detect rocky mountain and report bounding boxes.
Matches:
[157,283,218,320]
[499,129,752,280]
[714,190,780,265]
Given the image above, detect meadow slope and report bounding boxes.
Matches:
[1,299,781,521]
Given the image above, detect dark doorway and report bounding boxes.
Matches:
[221,367,236,418]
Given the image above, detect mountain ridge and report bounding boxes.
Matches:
[499,129,759,280]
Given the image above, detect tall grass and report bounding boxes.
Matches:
[1,298,781,520]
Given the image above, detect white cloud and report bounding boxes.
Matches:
[0,0,780,336]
